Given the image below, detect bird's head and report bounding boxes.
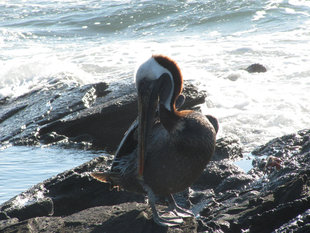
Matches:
[134,55,183,177]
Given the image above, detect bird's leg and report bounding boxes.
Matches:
[166,194,194,218]
[140,181,183,226]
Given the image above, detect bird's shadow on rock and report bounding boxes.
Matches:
[90,209,168,233]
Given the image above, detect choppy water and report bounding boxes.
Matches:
[1,0,310,203]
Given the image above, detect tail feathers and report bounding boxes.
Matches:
[206,115,219,134]
[90,172,111,183]
[90,172,122,191]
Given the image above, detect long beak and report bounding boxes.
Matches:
[137,80,160,178]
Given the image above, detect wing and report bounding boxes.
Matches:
[111,107,166,171]
[111,117,138,170]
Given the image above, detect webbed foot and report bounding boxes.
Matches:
[167,194,194,218]
[140,181,184,226]
[171,206,194,218]
[152,212,183,226]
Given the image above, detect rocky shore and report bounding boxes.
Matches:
[1,80,309,232]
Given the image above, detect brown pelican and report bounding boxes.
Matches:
[91,55,218,226]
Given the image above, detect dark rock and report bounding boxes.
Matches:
[38,81,207,151]
[39,92,138,150]
[0,104,28,123]
[192,160,250,191]
[0,212,9,220]
[0,203,197,233]
[0,78,207,151]
[0,154,197,232]
[179,83,207,110]
[275,209,310,232]
[0,155,143,220]
[6,198,54,221]
[0,79,109,148]
[0,96,9,105]
[245,63,267,73]
[195,130,310,232]
[212,135,243,161]
[252,129,310,158]
[1,129,310,232]
[93,82,110,97]
[189,189,214,205]
[214,173,254,193]
[0,218,19,230]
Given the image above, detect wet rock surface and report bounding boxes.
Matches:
[1,80,310,232]
[0,80,205,151]
[1,129,310,232]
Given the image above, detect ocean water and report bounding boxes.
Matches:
[0,147,100,204]
[1,0,310,203]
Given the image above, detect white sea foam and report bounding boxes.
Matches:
[0,0,309,151]
[0,46,97,98]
